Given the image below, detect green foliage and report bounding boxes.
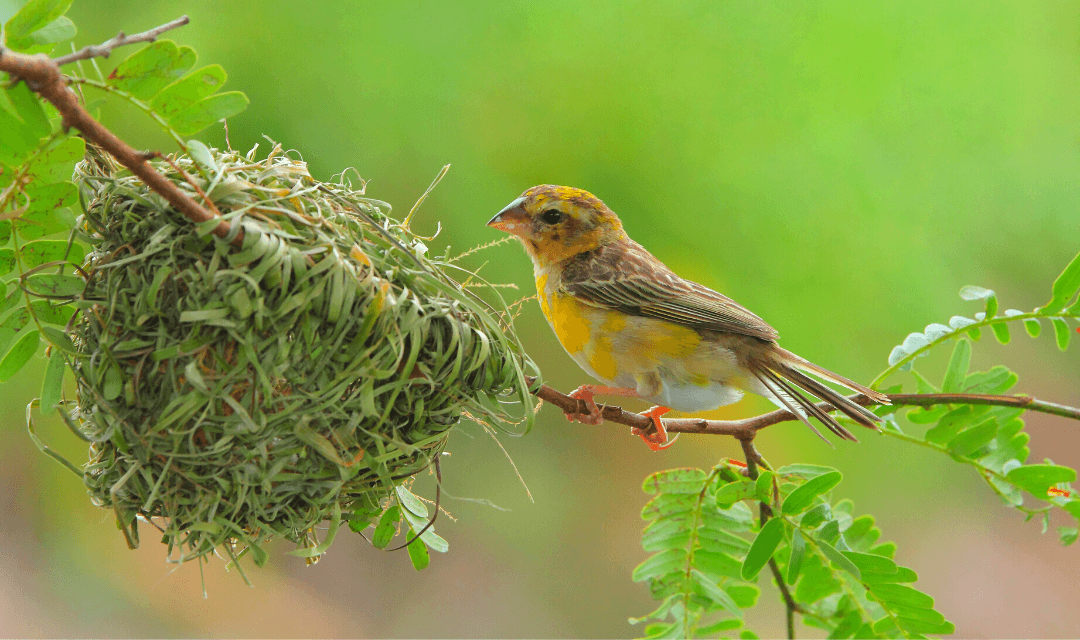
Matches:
[880,251,1080,378]
[2,2,247,384]
[634,464,955,638]
[636,251,1080,637]
[632,463,760,639]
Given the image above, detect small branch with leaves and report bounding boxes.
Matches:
[0,16,236,243]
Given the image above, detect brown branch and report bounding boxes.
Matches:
[0,19,238,245]
[738,439,799,639]
[52,15,191,66]
[525,376,1080,439]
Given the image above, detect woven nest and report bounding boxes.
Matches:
[63,142,533,567]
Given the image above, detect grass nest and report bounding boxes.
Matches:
[60,142,534,569]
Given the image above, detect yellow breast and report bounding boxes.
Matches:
[534,273,705,384]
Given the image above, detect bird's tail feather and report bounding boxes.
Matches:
[751,349,889,443]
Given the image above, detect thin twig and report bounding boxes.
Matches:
[0,25,238,245]
[52,16,191,66]
[740,438,799,639]
[524,377,1080,440]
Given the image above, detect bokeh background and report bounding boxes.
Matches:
[2,0,1079,637]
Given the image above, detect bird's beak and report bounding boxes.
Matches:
[487,197,528,236]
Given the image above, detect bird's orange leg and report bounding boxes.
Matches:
[565,385,641,425]
[632,406,677,452]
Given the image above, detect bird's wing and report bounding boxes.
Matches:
[560,239,780,342]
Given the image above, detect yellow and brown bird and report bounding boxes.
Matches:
[487,185,888,451]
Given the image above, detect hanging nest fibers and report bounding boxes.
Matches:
[51,142,534,570]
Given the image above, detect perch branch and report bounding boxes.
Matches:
[0,18,238,244]
[524,377,1080,439]
[52,15,191,66]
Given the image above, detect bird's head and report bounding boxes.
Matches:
[487,185,626,268]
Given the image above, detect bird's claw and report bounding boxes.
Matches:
[565,385,604,425]
[632,405,676,451]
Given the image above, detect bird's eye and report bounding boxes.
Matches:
[540,209,564,225]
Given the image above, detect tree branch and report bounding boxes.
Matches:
[0,19,238,245]
[525,377,1080,439]
[52,15,191,66]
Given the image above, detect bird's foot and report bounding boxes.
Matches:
[565,384,604,425]
[632,405,677,451]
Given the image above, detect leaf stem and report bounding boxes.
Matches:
[63,77,188,150]
[871,310,1078,388]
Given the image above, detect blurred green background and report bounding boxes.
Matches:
[2,0,1079,637]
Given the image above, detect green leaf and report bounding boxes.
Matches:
[40,346,65,414]
[24,273,83,297]
[715,478,757,506]
[786,528,805,585]
[690,569,741,618]
[1024,318,1042,338]
[20,239,83,268]
[895,617,955,635]
[775,464,839,479]
[395,485,428,518]
[946,419,998,458]
[862,567,919,584]
[741,517,784,580]
[799,503,831,530]
[1051,317,1071,351]
[725,584,760,609]
[963,365,1018,394]
[0,248,14,276]
[842,550,897,576]
[150,65,227,118]
[924,406,974,445]
[3,82,50,138]
[3,0,72,49]
[754,471,774,502]
[370,505,400,549]
[959,285,994,301]
[0,108,41,165]
[814,537,861,580]
[16,181,78,240]
[107,40,197,101]
[25,15,75,46]
[782,471,843,515]
[0,329,39,381]
[642,493,697,520]
[399,505,449,553]
[694,549,743,580]
[694,619,743,635]
[642,520,690,552]
[984,293,999,318]
[633,548,688,582]
[991,322,1010,345]
[1047,250,1080,311]
[29,300,73,326]
[0,308,31,356]
[642,468,706,495]
[25,136,84,183]
[1006,465,1076,497]
[941,338,971,393]
[867,583,936,609]
[406,526,430,570]
[168,91,249,136]
[40,325,78,354]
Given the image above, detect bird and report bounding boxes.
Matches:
[486,184,890,451]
